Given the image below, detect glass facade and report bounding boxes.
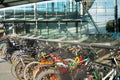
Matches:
[89,0,120,33]
[0,0,119,40]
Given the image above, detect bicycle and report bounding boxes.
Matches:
[34,46,90,80]
[83,48,120,80]
[35,57,89,80]
[24,52,63,80]
[100,49,120,80]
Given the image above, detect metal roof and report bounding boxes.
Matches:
[0,0,95,9]
[0,0,47,8]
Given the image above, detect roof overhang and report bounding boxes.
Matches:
[0,0,95,9]
[0,0,48,8]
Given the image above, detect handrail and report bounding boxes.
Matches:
[15,34,119,49]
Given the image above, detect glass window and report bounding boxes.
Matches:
[54,1,59,12]
[15,7,24,18]
[0,11,4,15]
[106,0,114,8]
[106,9,114,16]
[24,5,34,19]
[5,8,14,19]
[66,2,70,12]
[47,3,52,12]
[58,2,64,12]
[37,2,47,12]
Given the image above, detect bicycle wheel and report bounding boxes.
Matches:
[15,59,32,80]
[36,69,61,80]
[10,50,23,62]
[11,55,29,79]
[11,58,20,78]
[24,61,39,80]
[64,58,74,66]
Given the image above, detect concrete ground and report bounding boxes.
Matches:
[0,56,18,80]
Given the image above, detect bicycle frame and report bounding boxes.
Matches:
[102,68,115,80]
[102,57,119,80]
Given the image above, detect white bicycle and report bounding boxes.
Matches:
[102,49,120,80]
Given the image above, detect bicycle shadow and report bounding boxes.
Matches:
[0,58,6,63]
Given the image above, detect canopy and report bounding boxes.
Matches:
[0,0,94,10]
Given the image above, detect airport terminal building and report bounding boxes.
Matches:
[0,0,120,40]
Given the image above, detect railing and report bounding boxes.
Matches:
[16,34,119,49]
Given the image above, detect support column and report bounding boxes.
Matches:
[66,22,68,31]
[52,2,54,12]
[14,7,15,18]
[75,2,79,39]
[75,22,78,39]
[46,2,48,19]
[12,22,15,34]
[4,9,5,20]
[58,21,60,33]
[34,3,38,35]
[69,0,73,12]
[80,1,83,37]
[76,22,78,33]
[80,1,83,16]
[114,0,118,32]
[76,2,78,33]
[64,4,66,18]
[24,6,26,19]
[24,22,26,34]
[46,22,49,36]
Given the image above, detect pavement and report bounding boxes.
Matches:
[0,56,18,80]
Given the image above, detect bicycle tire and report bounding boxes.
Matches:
[64,58,74,67]
[15,59,31,80]
[11,55,29,79]
[10,50,22,62]
[36,69,61,80]
[24,61,39,80]
[11,59,20,78]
